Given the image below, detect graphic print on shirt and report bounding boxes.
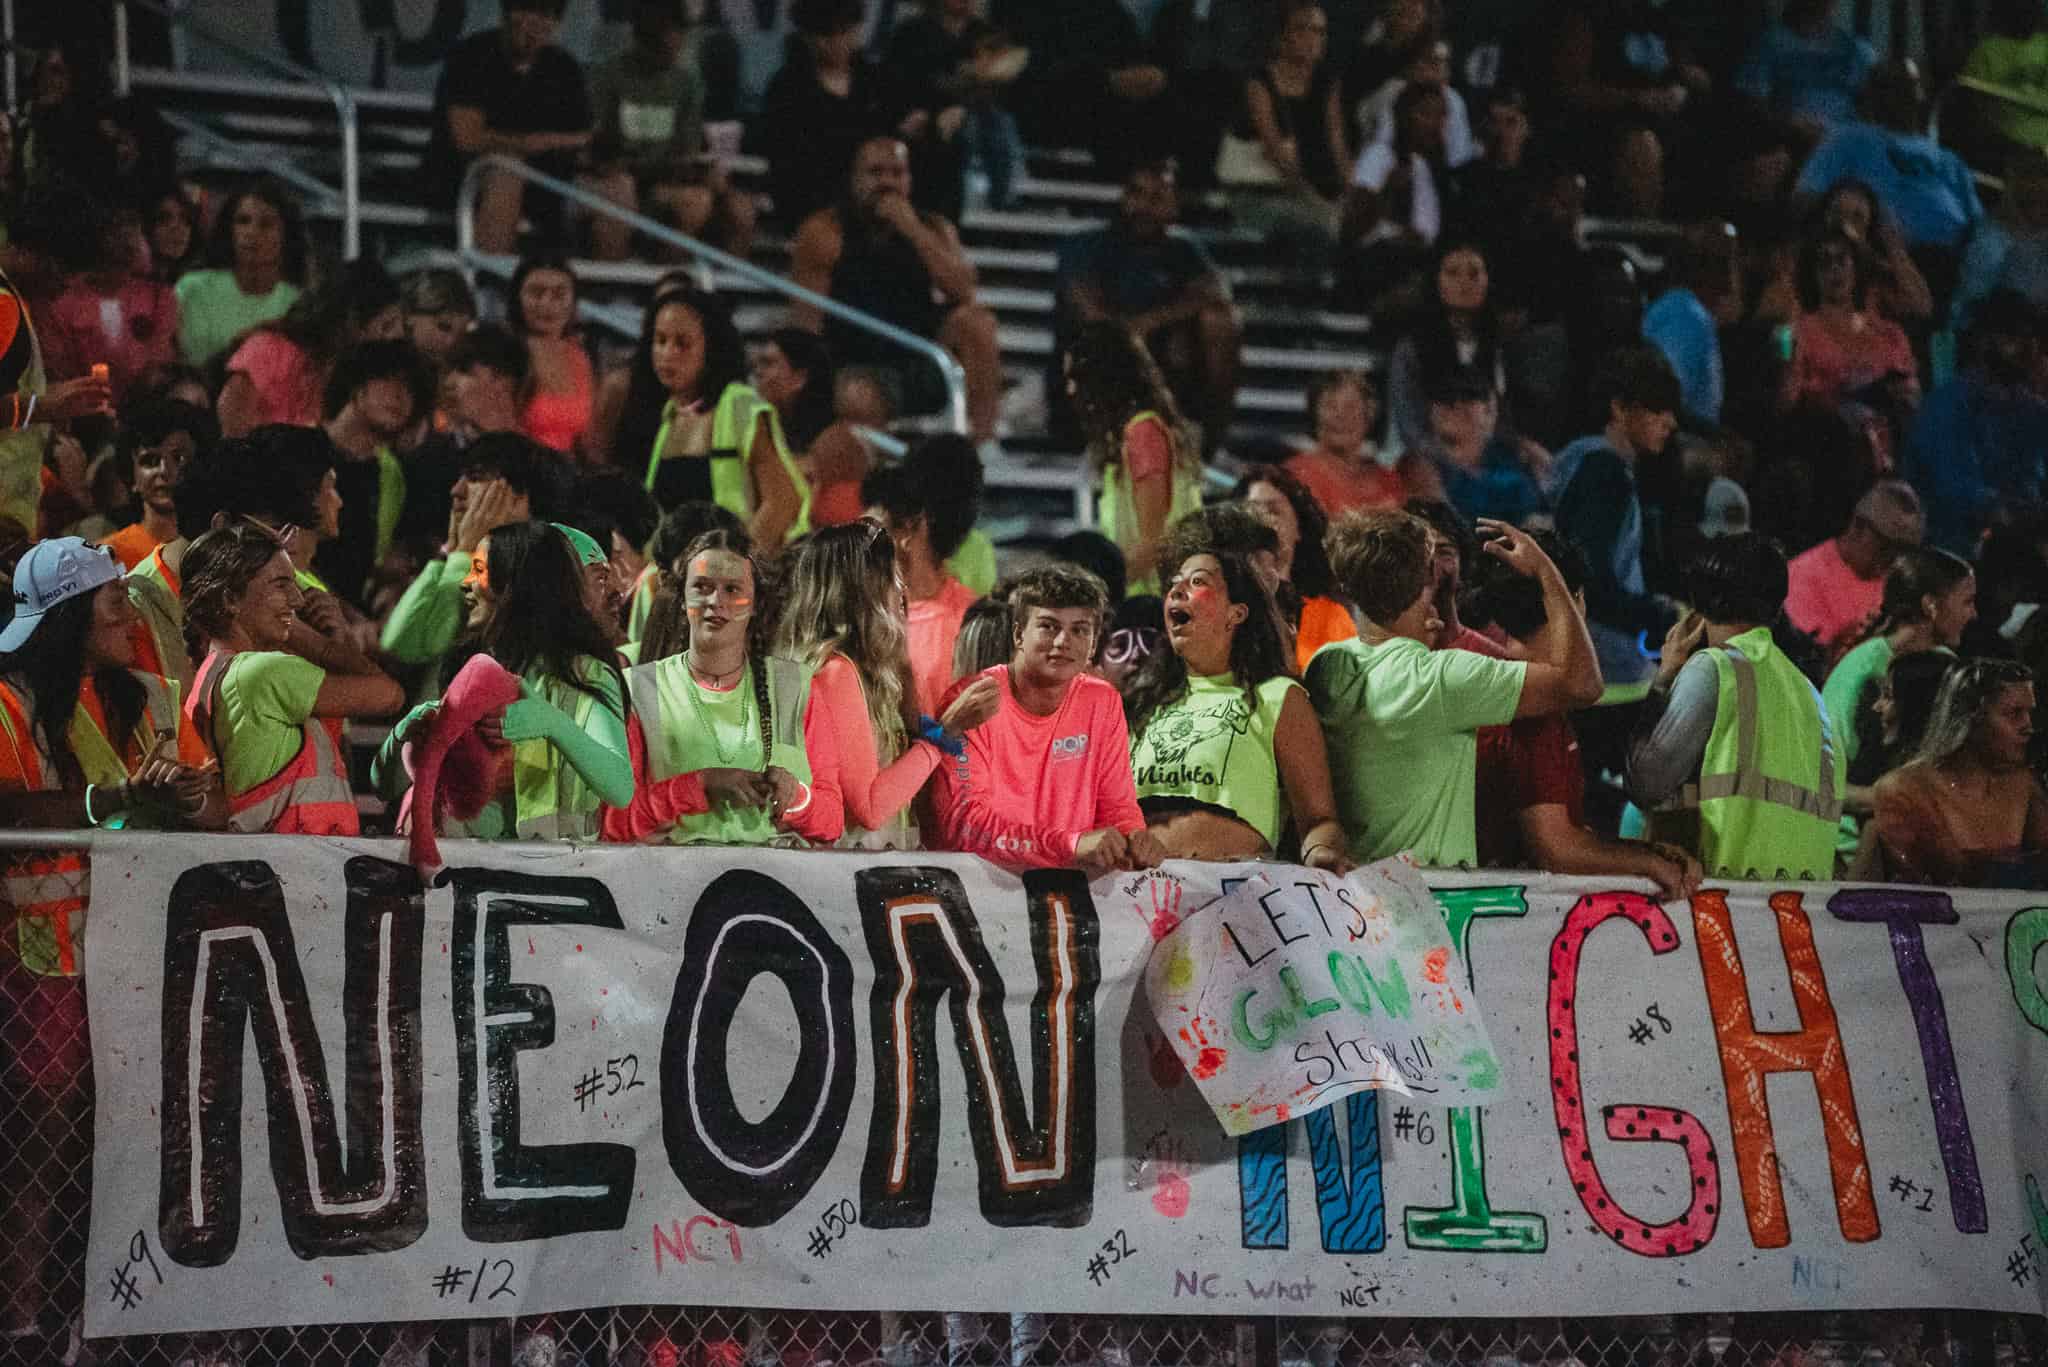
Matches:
[1132,692,1253,791]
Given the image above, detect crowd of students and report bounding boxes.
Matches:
[9,2,2048,1355]
[0,392,2039,890]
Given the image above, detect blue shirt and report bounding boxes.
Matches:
[1734,23,1877,127]
[1642,287,1723,424]
[1904,371,2048,554]
[1433,438,1547,529]
[1548,436,1672,685]
[1795,123,1983,249]
[1055,227,1220,328]
[1951,222,2048,330]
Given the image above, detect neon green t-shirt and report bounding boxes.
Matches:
[946,529,998,597]
[214,651,326,798]
[175,270,301,368]
[1821,635,1892,775]
[1964,34,2048,148]
[1305,635,1526,869]
[1130,673,1299,848]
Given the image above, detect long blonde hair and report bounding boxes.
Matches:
[772,520,912,758]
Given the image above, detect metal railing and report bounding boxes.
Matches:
[111,0,361,259]
[456,154,971,437]
[1,0,15,115]
[158,107,340,207]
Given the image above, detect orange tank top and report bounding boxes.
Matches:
[522,345,594,454]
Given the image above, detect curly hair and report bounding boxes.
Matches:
[201,176,311,287]
[1234,464,1335,600]
[1064,322,1195,477]
[1010,563,1111,626]
[1123,551,1291,739]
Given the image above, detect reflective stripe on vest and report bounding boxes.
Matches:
[644,383,812,537]
[0,670,181,975]
[196,652,359,836]
[626,653,812,845]
[126,557,192,698]
[1670,628,1841,880]
[513,670,604,842]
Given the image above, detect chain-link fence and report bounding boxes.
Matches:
[6,1301,2044,1367]
[8,922,2047,1367]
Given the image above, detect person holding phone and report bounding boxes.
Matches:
[1627,534,1844,881]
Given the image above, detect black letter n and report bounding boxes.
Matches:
[857,866,1099,1229]
[159,857,427,1265]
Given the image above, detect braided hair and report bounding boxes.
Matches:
[654,529,774,767]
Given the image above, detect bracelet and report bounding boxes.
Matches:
[85,782,121,828]
[781,781,813,820]
[917,714,966,759]
[19,393,35,429]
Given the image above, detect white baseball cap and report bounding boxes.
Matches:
[0,537,122,653]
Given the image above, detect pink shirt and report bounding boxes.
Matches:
[36,276,178,404]
[907,576,979,716]
[1787,311,1916,412]
[802,652,941,838]
[1785,537,1884,650]
[929,666,1145,869]
[227,330,321,427]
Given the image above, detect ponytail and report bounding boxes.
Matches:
[1836,547,1973,654]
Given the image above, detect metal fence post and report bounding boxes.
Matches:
[467,1319,507,1366]
[2,0,15,114]
[114,1,131,96]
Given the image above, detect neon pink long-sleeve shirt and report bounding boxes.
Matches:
[801,653,940,838]
[928,666,1144,869]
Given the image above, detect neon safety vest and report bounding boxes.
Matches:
[127,548,193,698]
[624,652,812,846]
[1668,626,1842,881]
[0,266,47,529]
[375,445,406,569]
[192,650,358,836]
[644,382,812,538]
[0,669,182,976]
[511,663,617,842]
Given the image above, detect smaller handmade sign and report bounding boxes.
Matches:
[1144,857,1504,1136]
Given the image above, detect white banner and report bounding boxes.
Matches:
[79,838,2048,1335]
